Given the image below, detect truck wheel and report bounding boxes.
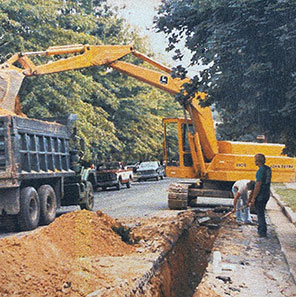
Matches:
[126,180,131,188]
[18,187,40,231]
[38,185,57,225]
[80,182,94,211]
[155,176,159,181]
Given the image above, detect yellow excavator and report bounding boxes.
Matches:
[0,44,295,209]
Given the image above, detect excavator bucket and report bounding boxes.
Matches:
[0,69,24,113]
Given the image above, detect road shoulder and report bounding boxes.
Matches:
[268,190,296,284]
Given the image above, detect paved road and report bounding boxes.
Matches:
[0,177,181,238]
[93,177,180,218]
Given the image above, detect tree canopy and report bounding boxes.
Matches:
[0,0,183,162]
[155,0,296,155]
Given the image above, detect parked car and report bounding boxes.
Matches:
[95,162,133,190]
[126,162,140,173]
[134,161,165,181]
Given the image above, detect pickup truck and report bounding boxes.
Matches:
[95,162,133,190]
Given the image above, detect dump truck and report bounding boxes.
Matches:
[0,44,295,213]
[0,45,138,231]
[0,114,95,231]
[0,45,139,231]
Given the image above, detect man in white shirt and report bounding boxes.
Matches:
[232,180,255,224]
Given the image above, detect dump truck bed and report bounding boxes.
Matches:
[0,115,74,188]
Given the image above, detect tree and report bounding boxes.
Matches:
[0,0,182,162]
[155,0,296,155]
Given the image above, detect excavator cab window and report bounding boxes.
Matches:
[164,121,180,167]
[182,123,194,167]
[182,123,193,152]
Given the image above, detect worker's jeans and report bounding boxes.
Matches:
[255,198,269,236]
[232,187,252,223]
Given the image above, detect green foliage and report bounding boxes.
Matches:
[155,0,296,154]
[272,183,296,212]
[0,0,182,162]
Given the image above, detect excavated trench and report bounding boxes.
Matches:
[156,224,217,297]
[124,212,219,297]
[0,209,222,297]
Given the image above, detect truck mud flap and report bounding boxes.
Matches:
[0,187,20,215]
[63,183,80,206]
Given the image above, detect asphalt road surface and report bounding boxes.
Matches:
[93,177,181,218]
[0,177,183,238]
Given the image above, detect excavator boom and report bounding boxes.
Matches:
[0,44,218,161]
[0,44,134,114]
[109,60,218,160]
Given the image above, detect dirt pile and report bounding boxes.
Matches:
[0,210,135,297]
[0,210,218,297]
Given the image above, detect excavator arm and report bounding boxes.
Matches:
[109,58,218,162]
[0,44,217,164]
[0,44,134,113]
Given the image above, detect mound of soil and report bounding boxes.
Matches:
[0,210,135,296]
[0,210,217,297]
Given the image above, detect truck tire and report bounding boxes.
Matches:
[80,182,94,211]
[38,185,57,225]
[18,187,40,231]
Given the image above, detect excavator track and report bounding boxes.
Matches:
[168,183,190,210]
[168,180,234,210]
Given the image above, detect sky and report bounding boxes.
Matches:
[106,0,192,69]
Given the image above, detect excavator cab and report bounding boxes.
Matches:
[163,118,197,179]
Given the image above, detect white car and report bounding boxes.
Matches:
[134,161,165,181]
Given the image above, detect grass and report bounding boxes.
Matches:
[272,183,296,213]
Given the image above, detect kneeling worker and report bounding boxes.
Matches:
[232,180,255,224]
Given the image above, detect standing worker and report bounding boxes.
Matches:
[248,153,272,237]
[232,180,255,225]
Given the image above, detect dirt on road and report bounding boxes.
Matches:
[1,207,295,297]
[0,210,136,296]
[0,209,217,297]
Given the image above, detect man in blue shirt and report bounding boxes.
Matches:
[248,153,272,237]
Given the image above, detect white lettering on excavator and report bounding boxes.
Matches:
[235,163,247,168]
[270,164,294,169]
